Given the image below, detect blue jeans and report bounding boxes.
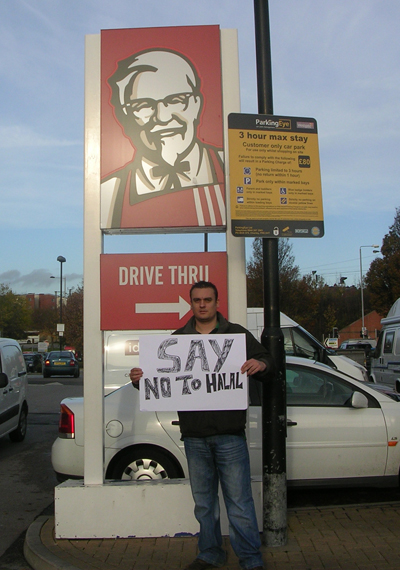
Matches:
[184,434,263,570]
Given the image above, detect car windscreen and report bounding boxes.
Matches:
[49,352,73,358]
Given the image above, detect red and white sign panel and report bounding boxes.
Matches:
[100,26,225,233]
[100,252,228,330]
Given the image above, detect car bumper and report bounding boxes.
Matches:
[44,366,79,375]
[51,438,85,479]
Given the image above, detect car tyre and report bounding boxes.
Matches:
[74,369,80,378]
[43,370,50,378]
[108,447,180,481]
[9,405,28,442]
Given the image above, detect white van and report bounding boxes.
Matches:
[0,338,28,441]
[247,308,369,383]
[371,298,400,388]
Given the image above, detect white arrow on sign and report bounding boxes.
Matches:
[135,296,191,319]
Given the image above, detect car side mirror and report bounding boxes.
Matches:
[351,391,368,409]
[0,372,8,388]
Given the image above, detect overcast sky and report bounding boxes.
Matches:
[0,0,399,295]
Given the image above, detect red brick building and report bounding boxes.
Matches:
[338,311,384,343]
[25,293,57,310]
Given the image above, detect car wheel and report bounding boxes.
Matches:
[43,370,50,378]
[9,405,28,442]
[109,448,181,481]
[74,369,80,378]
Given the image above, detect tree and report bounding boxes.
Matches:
[246,238,300,307]
[0,284,31,339]
[63,285,83,356]
[31,306,58,341]
[365,207,400,315]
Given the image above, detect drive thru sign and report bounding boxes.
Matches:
[100,252,228,330]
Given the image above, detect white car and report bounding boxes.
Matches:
[52,356,400,487]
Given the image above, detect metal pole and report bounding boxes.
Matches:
[57,256,66,351]
[60,264,63,325]
[254,0,287,547]
[359,247,365,336]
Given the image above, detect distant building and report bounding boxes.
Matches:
[24,293,57,311]
[338,311,383,342]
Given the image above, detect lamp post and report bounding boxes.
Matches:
[359,245,379,338]
[57,256,66,349]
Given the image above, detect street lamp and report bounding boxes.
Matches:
[359,245,379,338]
[57,256,66,349]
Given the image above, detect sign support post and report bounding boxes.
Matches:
[254,0,287,547]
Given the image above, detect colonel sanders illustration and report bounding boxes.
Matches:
[101,48,225,231]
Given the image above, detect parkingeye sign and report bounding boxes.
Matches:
[139,334,247,411]
[228,113,324,238]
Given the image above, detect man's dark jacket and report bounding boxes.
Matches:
[173,312,274,439]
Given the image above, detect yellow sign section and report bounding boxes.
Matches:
[228,113,324,238]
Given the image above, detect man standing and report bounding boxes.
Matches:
[101,49,225,230]
[130,281,273,570]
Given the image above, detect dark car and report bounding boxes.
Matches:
[23,352,42,373]
[339,340,376,353]
[43,351,80,378]
[366,382,400,402]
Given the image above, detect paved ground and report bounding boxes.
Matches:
[24,502,400,570]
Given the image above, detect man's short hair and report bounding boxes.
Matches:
[190,281,219,301]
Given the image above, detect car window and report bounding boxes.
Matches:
[375,332,383,358]
[394,332,400,356]
[249,364,380,408]
[291,329,319,359]
[282,328,294,356]
[384,331,395,354]
[286,366,354,406]
[1,345,22,379]
[49,352,73,358]
[286,364,381,407]
[282,328,318,359]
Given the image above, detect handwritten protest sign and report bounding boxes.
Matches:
[139,334,248,411]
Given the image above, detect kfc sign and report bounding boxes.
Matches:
[100,26,225,233]
[100,252,228,330]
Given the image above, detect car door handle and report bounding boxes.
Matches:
[171,421,180,426]
[287,419,297,427]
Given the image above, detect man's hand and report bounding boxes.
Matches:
[241,359,267,376]
[129,367,143,386]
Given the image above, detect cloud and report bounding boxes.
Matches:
[0,269,83,293]
[0,125,81,149]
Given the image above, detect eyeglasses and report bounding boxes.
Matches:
[124,92,194,119]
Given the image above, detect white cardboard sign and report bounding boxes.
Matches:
[139,334,248,411]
